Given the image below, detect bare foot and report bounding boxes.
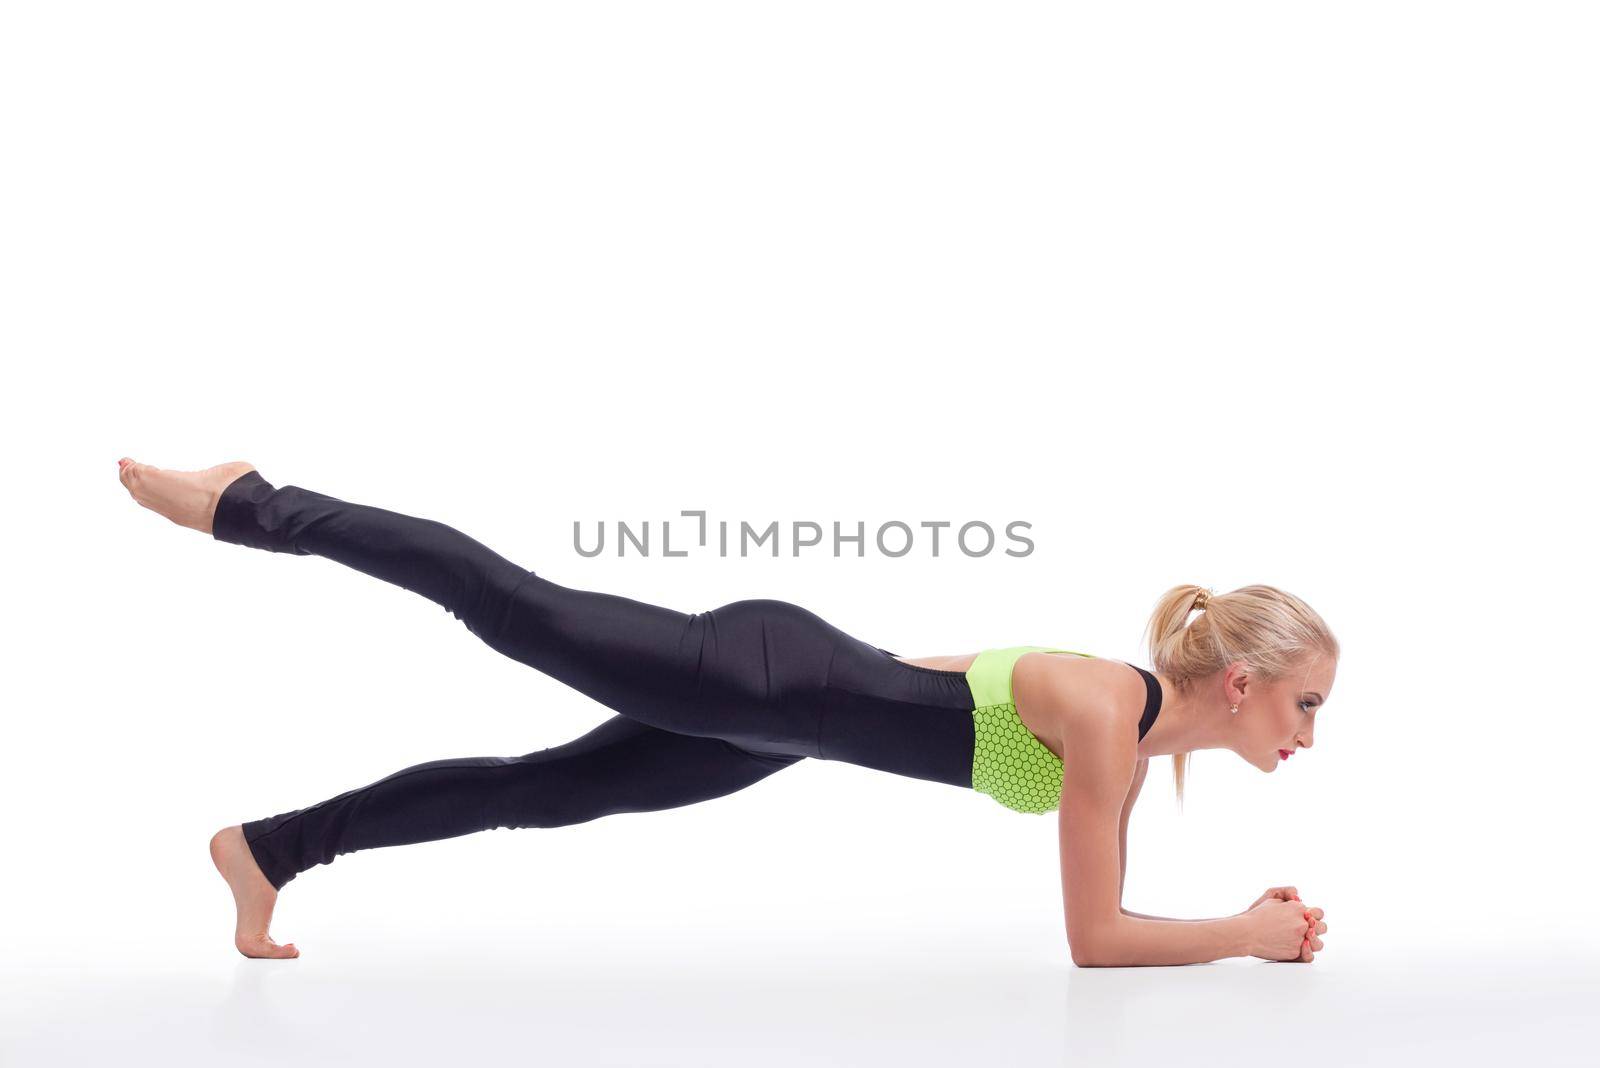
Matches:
[117,458,258,535]
[210,825,300,959]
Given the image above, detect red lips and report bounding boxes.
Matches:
[1278,749,1293,759]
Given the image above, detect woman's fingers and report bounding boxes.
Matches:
[1298,914,1324,955]
[1254,886,1299,911]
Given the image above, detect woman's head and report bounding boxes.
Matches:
[1144,584,1339,803]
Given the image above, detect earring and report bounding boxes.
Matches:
[1230,704,1238,715]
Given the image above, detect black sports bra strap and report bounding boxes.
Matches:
[1121,662,1163,741]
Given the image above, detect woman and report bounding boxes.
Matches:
[117,458,1335,967]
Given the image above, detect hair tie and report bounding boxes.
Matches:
[1193,588,1212,611]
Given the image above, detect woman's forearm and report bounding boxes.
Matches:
[1078,914,1252,967]
[1119,907,1240,923]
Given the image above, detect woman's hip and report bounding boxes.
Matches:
[817,637,977,787]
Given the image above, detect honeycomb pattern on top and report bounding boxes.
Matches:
[972,700,1063,814]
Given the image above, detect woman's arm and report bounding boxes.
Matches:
[1060,712,1253,966]
[1120,908,1239,923]
[1084,914,1253,965]
[1116,756,1148,906]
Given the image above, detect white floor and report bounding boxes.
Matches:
[5,932,1592,1067]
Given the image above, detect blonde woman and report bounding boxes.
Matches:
[117,458,1335,966]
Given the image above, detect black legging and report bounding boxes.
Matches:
[214,471,977,889]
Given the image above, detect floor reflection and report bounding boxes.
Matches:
[4,938,1593,1067]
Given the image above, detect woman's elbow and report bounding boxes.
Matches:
[1071,943,1120,968]
[1067,920,1123,967]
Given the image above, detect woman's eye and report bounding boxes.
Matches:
[1299,700,1316,713]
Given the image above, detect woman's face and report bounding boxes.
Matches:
[1230,653,1337,772]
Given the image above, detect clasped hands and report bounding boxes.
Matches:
[1242,885,1327,963]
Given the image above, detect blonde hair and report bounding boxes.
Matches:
[1143,584,1340,807]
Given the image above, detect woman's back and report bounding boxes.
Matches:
[894,649,1151,760]
[893,648,1163,813]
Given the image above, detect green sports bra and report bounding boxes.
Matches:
[968,645,1095,814]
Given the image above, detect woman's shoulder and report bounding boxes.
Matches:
[1016,653,1147,759]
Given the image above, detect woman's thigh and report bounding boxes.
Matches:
[488,714,807,829]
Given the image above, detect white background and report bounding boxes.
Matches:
[3,1,1595,1065]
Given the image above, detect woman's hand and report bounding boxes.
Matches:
[1240,886,1328,960]
[1244,898,1327,962]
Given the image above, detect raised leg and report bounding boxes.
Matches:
[242,715,805,890]
[210,470,837,755]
